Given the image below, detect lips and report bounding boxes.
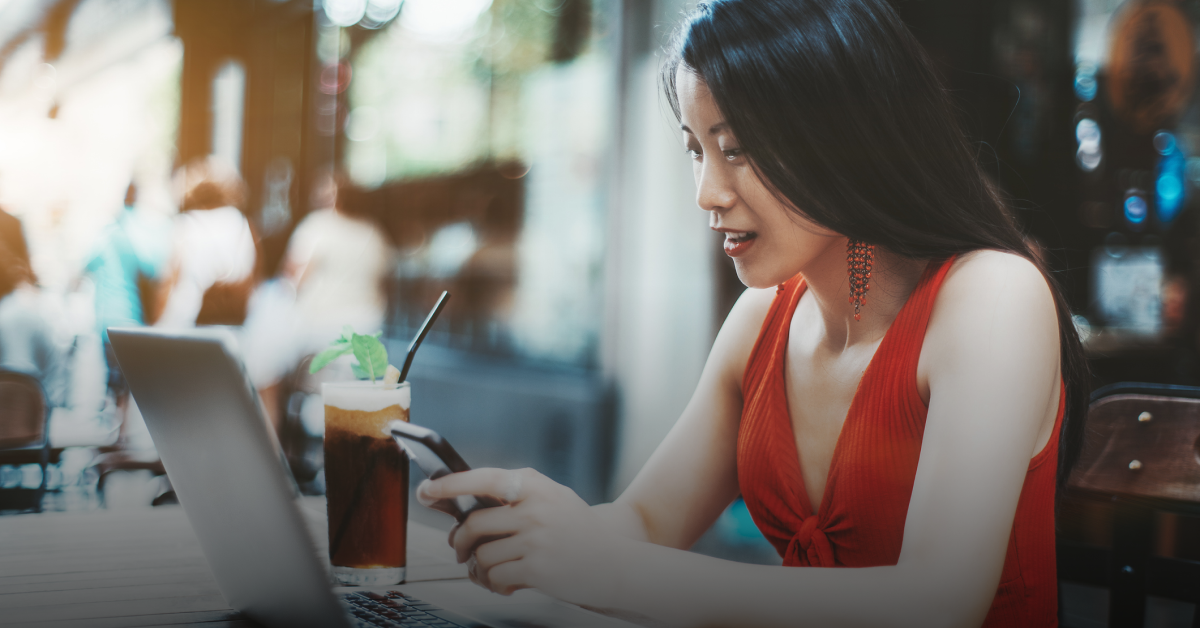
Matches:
[722,231,758,257]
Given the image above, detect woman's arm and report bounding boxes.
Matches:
[425,252,1061,627]
[592,286,776,547]
[423,285,771,549]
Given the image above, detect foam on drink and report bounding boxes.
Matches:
[322,383,411,414]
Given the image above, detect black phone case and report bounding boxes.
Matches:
[389,422,503,522]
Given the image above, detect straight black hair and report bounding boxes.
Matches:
[662,0,1088,486]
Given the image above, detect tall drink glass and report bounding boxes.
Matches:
[322,381,409,586]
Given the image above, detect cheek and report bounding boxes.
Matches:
[762,202,835,243]
[737,178,785,220]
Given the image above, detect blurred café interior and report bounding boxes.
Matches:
[1,0,1200,617]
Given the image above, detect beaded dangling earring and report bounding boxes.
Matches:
[847,239,874,321]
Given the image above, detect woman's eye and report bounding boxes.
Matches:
[722,148,744,161]
[685,147,703,160]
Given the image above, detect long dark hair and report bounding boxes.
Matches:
[663,0,1088,486]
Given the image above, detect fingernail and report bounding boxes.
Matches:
[416,479,435,505]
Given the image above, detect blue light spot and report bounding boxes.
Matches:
[1159,174,1182,202]
[1125,195,1148,224]
[1157,138,1187,225]
[1074,66,1098,101]
[1154,131,1176,156]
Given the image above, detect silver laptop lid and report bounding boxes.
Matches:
[108,327,351,628]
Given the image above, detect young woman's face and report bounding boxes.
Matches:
[676,68,842,288]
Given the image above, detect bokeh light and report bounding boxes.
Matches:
[1124,191,1148,225]
[324,0,367,27]
[1153,131,1176,156]
[318,62,352,95]
[1155,131,1186,224]
[361,0,403,29]
[345,106,380,142]
[398,0,492,41]
[1074,63,1097,101]
[1076,118,1102,172]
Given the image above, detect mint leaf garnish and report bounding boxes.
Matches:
[309,327,391,379]
[309,340,352,374]
[350,333,388,382]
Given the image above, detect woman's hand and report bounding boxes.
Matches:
[417,468,630,607]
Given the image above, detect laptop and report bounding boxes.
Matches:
[108,327,637,628]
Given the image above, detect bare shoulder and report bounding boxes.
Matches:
[725,286,777,329]
[712,287,777,389]
[934,250,1056,322]
[718,286,776,352]
[924,249,1059,368]
[919,251,1063,460]
[943,249,1050,295]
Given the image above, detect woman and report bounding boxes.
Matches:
[419,1,1087,625]
[281,172,391,354]
[156,156,257,328]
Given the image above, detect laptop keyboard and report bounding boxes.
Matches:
[341,590,477,628]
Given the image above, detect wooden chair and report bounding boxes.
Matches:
[0,369,51,512]
[1058,382,1200,627]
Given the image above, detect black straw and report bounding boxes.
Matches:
[398,291,449,383]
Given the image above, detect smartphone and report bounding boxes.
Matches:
[388,421,504,522]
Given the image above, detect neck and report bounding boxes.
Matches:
[800,240,928,351]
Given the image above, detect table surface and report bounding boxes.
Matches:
[0,497,470,628]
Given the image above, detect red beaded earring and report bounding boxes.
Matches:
[847,239,874,321]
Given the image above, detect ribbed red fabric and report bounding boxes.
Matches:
[737,257,1062,626]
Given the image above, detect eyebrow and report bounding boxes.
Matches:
[680,122,730,136]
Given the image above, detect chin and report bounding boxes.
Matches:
[733,259,796,290]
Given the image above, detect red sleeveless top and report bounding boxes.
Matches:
[738,257,1062,627]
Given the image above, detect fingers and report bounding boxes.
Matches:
[484,559,533,596]
[423,468,542,504]
[416,491,466,524]
[453,505,521,563]
[468,552,532,596]
[420,469,508,502]
[474,533,528,569]
[466,555,485,589]
[416,480,437,507]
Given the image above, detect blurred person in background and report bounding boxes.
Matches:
[84,182,171,441]
[281,171,391,353]
[0,240,67,408]
[156,157,257,328]
[238,172,391,439]
[237,172,391,437]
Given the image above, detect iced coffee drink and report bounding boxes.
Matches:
[322,381,410,586]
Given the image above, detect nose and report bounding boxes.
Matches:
[695,159,738,213]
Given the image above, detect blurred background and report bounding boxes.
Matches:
[0,0,1198,593]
